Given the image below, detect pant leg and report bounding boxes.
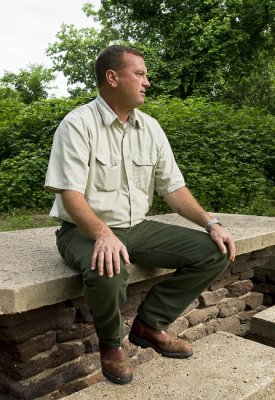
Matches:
[56,222,129,347]
[127,220,229,330]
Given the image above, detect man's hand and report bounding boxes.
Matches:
[91,229,130,278]
[209,224,235,262]
[60,190,130,278]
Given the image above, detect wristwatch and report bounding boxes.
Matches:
[205,217,222,233]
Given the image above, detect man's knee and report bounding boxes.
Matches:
[82,263,129,292]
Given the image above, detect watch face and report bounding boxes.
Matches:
[205,218,221,232]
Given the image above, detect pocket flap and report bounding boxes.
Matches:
[96,153,121,167]
[132,153,157,166]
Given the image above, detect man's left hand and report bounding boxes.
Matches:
[210,224,235,261]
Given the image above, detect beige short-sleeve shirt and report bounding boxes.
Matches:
[45,96,185,227]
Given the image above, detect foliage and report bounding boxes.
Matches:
[46,0,275,113]
[141,97,275,215]
[0,64,55,104]
[96,0,275,100]
[0,92,97,211]
[0,93,96,162]
[46,23,110,91]
[0,94,274,216]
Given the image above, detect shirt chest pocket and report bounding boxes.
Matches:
[95,153,122,192]
[132,153,157,191]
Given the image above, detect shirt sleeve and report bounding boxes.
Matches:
[154,129,185,196]
[45,111,90,194]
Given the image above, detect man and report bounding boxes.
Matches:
[45,45,235,385]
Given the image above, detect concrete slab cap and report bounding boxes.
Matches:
[1,213,275,314]
[65,332,275,400]
[251,305,275,341]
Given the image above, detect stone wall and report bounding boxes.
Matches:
[0,246,274,400]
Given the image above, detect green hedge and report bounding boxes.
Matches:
[0,95,274,216]
[142,97,275,216]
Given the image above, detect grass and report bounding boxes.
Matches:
[0,210,60,232]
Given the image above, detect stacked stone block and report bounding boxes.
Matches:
[0,246,274,399]
[251,246,275,306]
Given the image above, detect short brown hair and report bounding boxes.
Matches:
[95,45,144,88]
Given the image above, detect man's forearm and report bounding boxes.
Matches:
[61,190,111,240]
[164,187,212,227]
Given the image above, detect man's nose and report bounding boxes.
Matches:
[143,76,150,87]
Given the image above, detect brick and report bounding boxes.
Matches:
[185,306,219,326]
[132,347,157,366]
[239,270,254,280]
[0,303,74,328]
[60,371,103,396]
[56,323,95,343]
[72,299,94,324]
[253,282,275,295]
[237,322,251,337]
[169,316,189,336]
[182,299,199,315]
[179,323,213,342]
[253,267,267,283]
[120,294,142,316]
[209,274,239,291]
[200,288,229,307]
[230,254,251,273]
[0,307,76,343]
[237,310,260,324]
[0,354,96,400]
[218,298,246,317]
[226,280,253,297]
[0,393,17,400]
[35,391,63,400]
[82,333,99,353]
[240,292,263,310]
[0,341,85,379]
[209,315,241,335]
[0,332,56,362]
[266,269,275,284]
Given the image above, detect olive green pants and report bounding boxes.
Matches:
[56,220,229,347]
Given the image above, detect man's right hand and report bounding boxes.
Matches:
[61,190,130,278]
[91,229,130,278]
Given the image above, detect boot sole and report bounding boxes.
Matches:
[102,369,133,385]
[129,332,193,359]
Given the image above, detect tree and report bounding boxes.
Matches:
[96,0,275,100]
[0,64,55,104]
[47,0,275,111]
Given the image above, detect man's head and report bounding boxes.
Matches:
[95,45,150,114]
[95,45,144,88]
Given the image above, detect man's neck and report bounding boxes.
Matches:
[99,92,131,123]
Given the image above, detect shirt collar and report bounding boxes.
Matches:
[95,95,142,129]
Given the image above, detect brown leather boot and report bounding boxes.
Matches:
[129,316,193,359]
[99,342,133,384]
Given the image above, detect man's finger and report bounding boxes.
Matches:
[91,250,98,270]
[227,240,236,262]
[112,252,121,275]
[215,238,227,255]
[120,246,130,265]
[97,251,105,276]
[105,251,114,278]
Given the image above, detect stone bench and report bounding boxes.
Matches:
[1,213,275,315]
[0,213,275,400]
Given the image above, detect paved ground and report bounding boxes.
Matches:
[65,332,275,400]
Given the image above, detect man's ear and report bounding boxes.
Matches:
[106,69,118,88]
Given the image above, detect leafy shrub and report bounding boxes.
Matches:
[0,95,274,216]
[0,148,54,211]
[142,97,275,216]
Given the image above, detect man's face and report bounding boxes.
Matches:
[115,52,150,109]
